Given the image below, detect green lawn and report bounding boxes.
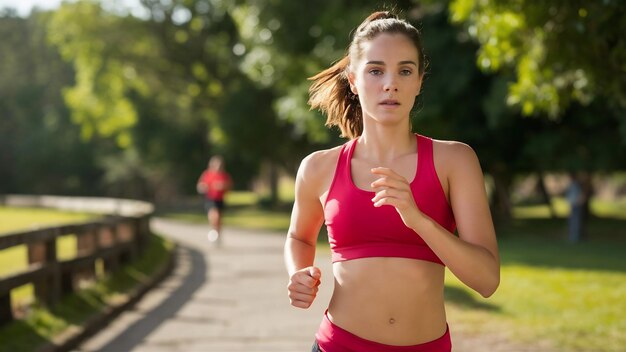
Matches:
[444,236,626,351]
[451,197,625,351]
[162,191,293,232]
[0,206,93,234]
[166,207,291,232]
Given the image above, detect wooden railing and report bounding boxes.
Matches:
[0,195,153,325]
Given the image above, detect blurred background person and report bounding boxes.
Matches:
[197,155,232,245]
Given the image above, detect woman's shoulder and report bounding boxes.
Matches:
[430,138,475,155]
[294,144,345,197]
[298,144,344,179]
[296,143,350,192]
[429,137,481,174]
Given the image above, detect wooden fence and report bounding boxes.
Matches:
[0,195,153,325]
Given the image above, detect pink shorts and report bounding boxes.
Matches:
[315,310,451,352]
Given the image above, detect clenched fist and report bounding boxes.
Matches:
[287,266,321,309]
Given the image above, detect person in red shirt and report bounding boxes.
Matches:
[197,155,232,245]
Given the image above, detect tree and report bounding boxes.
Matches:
[449,0,626,122]
[447,0,626,235]
[0,10,103,195]
[46,0,297,199]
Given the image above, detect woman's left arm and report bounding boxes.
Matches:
[371,142,500,297]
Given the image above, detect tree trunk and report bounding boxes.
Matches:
[536,171,557,218]
[269,162,279,206]
[490,168,512,223]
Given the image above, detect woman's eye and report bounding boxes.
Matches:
[400,69,413,76]
[369,69,383,75]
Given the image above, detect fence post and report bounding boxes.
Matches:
[75,226,97,285]
[28,229,60,307]
[118,220,137,264]
[102,223,120,273]
[0,291,12,325]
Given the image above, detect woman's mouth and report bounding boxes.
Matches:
[380,99,400,106]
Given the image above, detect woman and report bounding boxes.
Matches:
[197,155,232,245]
[284,11,500,352]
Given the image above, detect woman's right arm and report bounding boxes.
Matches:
[285,152,327,309]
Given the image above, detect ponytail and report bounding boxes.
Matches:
[308,56,362,139]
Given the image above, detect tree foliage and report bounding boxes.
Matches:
[1,0,624,210]
[45,0,298,196]
[449,0,626,121]
[0,11,103,195]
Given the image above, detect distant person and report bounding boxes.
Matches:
[284,11,500,351]
[197,155,232,245]
[567,172,585,242]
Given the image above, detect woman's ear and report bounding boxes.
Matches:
[347,71,358,95]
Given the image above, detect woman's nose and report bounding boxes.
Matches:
[383,76,398,92]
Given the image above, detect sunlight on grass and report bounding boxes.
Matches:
[11,284,34,311]
[246,176,296,204]
[0,245,35,309]
[0,246,27,277]
[165,208,291,232]
[224,191,257,207]
[592,198,626,219]
[0,206,94,234]
[223,209,290,232]
[444,237,626,352]
[279,176,296,203]
[168,190,292,232]
[513,196,626,220]
[56,236,77,261]
[512,198,568,218]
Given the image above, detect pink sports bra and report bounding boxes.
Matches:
[323,134,456,265]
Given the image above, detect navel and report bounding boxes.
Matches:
[388,317,396,325]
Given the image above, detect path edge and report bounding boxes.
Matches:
[35,239,179,352]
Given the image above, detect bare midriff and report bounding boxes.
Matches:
[327,257,447,346]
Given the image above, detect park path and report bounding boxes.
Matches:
[76,218,538,352]
[76,218,331,351]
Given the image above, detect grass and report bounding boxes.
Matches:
[0,233,174,352]
[162,191,626,351]
[161,191,293,232]
[0,206,94,234]
[444,237,626,351]
[167,207,292,232]
[513,197,626,220]
[447,197,626,351]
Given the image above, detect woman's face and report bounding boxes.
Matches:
[348,33,423,125]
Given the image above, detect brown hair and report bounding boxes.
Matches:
[308,11,426,139]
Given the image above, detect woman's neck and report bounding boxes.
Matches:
[357,126,416,163]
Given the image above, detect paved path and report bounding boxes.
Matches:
[77,218,539,352]
[77,218,332,351]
